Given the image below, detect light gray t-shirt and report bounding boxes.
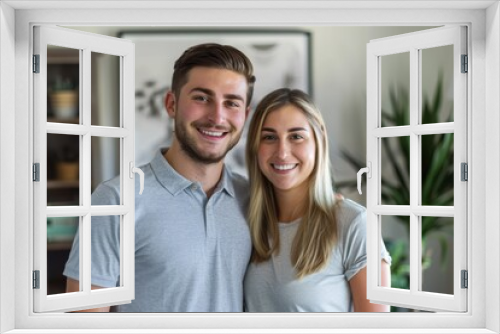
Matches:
[243,199,391,312]
[64,149,252,312]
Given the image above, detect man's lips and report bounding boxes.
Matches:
[198,128,229,139]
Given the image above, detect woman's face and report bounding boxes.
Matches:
[257,104,316,195]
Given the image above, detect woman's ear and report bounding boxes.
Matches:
[165,91,176,118]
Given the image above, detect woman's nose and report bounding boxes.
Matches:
[277,140,289,159]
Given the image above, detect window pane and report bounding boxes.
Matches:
[47,216,79,295]
[91,215,122,290]
[47,45,80,123]
[421,45,454,124]
[421,133,454,206]
[91,137,121,200]
[91,52,120,127]
[381,136,410,205]
[381,215,410,291]
[380,52,410,127]
[421,216,454,295]
[47,133,80,206]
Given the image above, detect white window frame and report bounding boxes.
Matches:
[365,26,467,312]
[1,1,499,334]
[32,25,136,313]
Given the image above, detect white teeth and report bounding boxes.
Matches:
[201,130,224,137]
[273,164,296,171]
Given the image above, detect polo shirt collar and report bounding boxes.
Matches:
[150,149,236,197]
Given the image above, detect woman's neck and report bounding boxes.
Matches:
[274,186,308,223]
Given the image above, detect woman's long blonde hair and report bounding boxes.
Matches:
[246,88,339,279]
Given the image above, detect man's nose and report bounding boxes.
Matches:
[208,103,226,124]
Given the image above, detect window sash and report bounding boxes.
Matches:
[366,25,468,312]
[32,25,136,313]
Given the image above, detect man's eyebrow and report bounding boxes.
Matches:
[189,87,214,96]
[189,88,245,103]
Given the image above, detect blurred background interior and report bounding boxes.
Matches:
[46,26,454,312]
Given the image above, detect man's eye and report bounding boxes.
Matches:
[225,101,240,108]
[193,95,208,102]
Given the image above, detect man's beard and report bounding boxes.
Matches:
[174,120,242,164]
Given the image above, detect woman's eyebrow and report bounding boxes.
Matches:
[261,127,309,133]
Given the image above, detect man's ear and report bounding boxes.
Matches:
[165,91,176,118]
[245,106,251,119]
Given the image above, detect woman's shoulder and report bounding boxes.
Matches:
[334,197,367,231]
[335,196,365,217]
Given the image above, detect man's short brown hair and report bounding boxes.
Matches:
[171,43,256,107]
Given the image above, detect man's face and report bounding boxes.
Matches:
[167,67,250,164]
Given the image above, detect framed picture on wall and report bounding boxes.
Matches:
[118,29,312,175]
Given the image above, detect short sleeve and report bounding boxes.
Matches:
[342,210,392,281]
[63,181,122,288]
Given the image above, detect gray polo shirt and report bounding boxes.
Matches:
[64,149,252,312]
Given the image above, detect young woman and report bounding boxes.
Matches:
[244,88,391,312]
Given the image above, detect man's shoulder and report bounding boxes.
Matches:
[226,170,250,193]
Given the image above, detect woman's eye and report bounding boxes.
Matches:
[290,133,304,140]
[261,134,276,141]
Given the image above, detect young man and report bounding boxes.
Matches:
[63,43,256,312]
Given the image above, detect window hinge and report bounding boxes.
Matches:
[33,163,40,182]
[33,270,40,289]
[33,54,40,73]
[461,163,468,181]
[461,54,468,73]
[461,270,468,289]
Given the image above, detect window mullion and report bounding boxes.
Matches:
[409,47,421,294]
[80,47,92,294]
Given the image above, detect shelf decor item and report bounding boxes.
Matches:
[49,77,78,119]
[56,146,79,181]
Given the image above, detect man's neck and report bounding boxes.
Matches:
[164,142,224,197]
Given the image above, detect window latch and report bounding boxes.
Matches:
[129,162,144,195]
[357,162,372,195]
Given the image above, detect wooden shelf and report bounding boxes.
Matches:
[47,241,73,251]
[47,117,79,124]
[47,180,79,189]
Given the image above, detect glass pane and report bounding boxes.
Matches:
[381,215,410,291]
[47,216,79,295]
[381,136,410,205]
[421,216,454,295]
[421,133,454,206]
[47,45,80,123]
[421,45,454,124]
[91,52,120,127]
[47,134,80,206]
[380,52,410,127]
[91,137,121,199]
[91,215,122,289]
